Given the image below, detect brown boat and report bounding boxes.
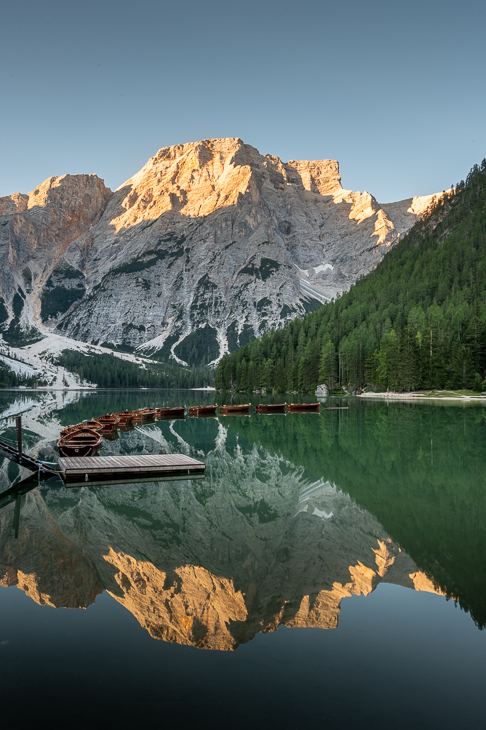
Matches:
[156,406,186,417]
[60,420,103,437]
[60,424,79,437]
[188,405,218,415]
[115,410,135,424]
[57,428,103,457]
[256,403,287,413]
[97,415,119,432]
[287,402,321,412]
[220,403,251,413]
[68,425,102,436]
[84,420,103,432]
[132,408,158,422]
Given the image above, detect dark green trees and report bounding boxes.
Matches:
[55,351,213,389]
[216,161,486,393]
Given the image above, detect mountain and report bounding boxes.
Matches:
[216,160,486,392]
[0,138,441,372]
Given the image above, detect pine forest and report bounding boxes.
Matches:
[216,161,486,393]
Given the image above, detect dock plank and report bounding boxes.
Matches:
[59,454,204,468]
[58,453,205,480]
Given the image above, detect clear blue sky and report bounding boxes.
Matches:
[1,0,484,202]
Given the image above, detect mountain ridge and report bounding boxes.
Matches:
[0,138,443,374]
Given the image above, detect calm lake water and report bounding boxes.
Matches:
[0,389,485,728]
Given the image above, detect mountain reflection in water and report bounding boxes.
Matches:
[1,393,471,650]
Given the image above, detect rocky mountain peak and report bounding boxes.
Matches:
[111,139,346,234]
[284,158,343,195]
[111,137,257,232]
[0,192,29,216]
[6,174,111,265]
[0,138,444,365]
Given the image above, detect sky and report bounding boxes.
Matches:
[0,0,485,202]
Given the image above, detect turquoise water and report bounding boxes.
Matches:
[0,390,485,728]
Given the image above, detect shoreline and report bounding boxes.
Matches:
[357,391,486,402]
[0,386,216,392]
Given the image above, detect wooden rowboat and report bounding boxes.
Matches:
[132,409,157,422]
[156,406,186,417]
[287,402,321,412]
[256,403,286,413]
[60,424,80,437]
[115,410,135,424]
[97,415,119,432]
[84,420,103,432]
[220,403,251,413]
[68,425,103,437]
[60,420,103,437]
[57,428,103,457]
[188,405,218,415]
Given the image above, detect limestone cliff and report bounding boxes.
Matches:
[0,174,110,348]
[0,139,441,364]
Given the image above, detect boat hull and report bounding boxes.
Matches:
[188,405,218,415]
[57,429,103,457]
[220,404,251,413]
[58,443,99,457]
[97,417,118,432]
[84,420,103,432]
[156,407,186,417]
[132,409,157,422]
[256,404,286,413]
[287,403,320,412]
[115,411,135,424]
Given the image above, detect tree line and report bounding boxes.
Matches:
[216,160,486,393]
[56,351,214,389]
[0,362,48,388]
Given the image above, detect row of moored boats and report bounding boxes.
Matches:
[58,407,187,457]
[57,402,321,457]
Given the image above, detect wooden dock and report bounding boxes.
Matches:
[58,453,206,487]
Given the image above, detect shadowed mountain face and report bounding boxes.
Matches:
[0,138,442,362]
[0,414,443,651]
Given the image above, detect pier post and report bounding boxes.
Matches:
[15,416,22,461]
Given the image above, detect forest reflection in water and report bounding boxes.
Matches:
[1,390,486,729]
[0,390,485,645]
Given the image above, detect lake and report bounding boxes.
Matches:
[0,389,485,728]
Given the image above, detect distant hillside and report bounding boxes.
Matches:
[216,160,486,392]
